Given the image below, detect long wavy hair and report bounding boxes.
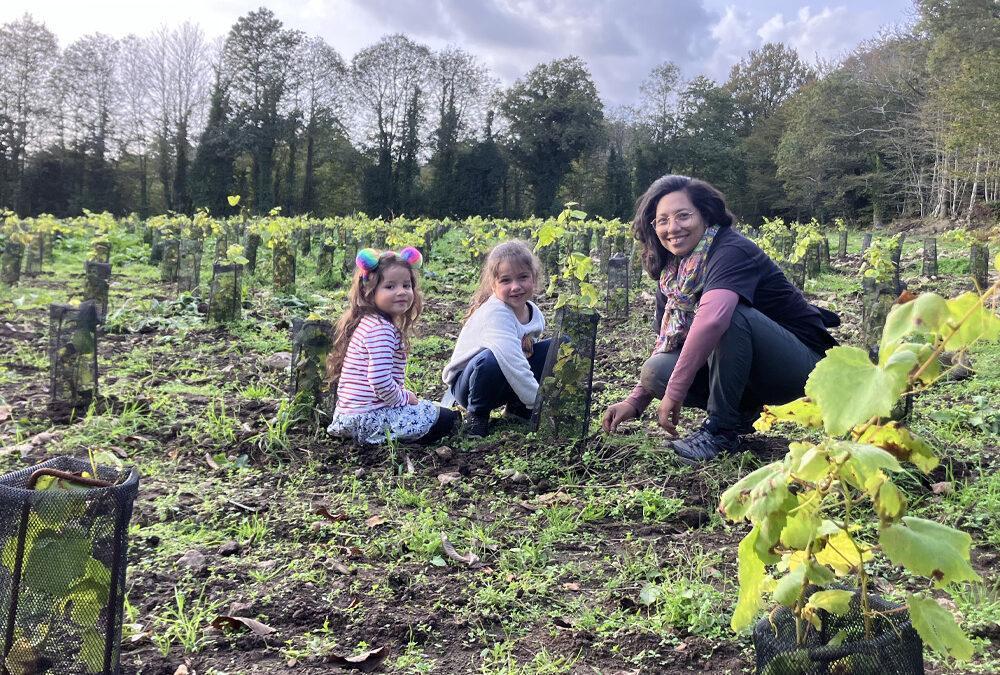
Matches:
[326,254,423,388]
[466,239,543,319]
[631,175,735,279]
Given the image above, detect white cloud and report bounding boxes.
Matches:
[756,5,866,65]
[704,6,759,81]
[0,0,913,105]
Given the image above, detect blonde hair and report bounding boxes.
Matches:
[466,239,542,319]
[326,254,423,387]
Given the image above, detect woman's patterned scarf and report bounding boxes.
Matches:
[654,225,720,353]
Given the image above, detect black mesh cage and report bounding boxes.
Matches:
[148,231,162,265]
[922,238,937,277]
[970,243,989,290]
[24,236,44,277]
[531,308,600,442]
[49,302,99,414]
[272,244,296,293]
[176,239,203,294]
[83,262,111,321]
[208,263,243,324]
[753,586,923,675]
[629,241,643,291]
[2,242,24,286]
[244,233,261,275]
[605,254,630,322]
[861,277,895,357]
[317,243,338,288]
[290,318,334,417]
[341,232,355,274]
[159,239,179,283]
[0,457,140,675]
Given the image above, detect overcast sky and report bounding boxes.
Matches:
[1,0,917,105]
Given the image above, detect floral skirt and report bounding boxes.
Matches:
[327,400,440,445]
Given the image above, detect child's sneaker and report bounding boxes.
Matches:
[464,413,490,438]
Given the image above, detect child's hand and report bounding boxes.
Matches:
[521,335,534,357]
[406,391,418,405]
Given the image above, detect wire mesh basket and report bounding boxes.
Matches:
[1,457,140,674]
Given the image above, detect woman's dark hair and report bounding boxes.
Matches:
[631,174,735,279]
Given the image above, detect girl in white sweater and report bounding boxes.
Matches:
[441,240,550,437]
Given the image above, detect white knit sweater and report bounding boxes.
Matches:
[441,295,546,406]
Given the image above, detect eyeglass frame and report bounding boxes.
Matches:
[649,209,698,231]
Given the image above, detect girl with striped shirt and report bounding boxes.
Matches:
[326,247,459,445]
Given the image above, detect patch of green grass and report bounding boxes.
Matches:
[149,586,225,656]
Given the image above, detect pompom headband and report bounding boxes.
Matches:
[355,246,423,279]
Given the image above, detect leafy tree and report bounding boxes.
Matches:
[297,36,346,214]
[919,0,1000,217]
[777,72,877,220]
[0,15,58,212]
[669,76,741,198]
[351,34,431,218]
[395,86,423,214]
[427,47,495,216]
[500,57,605,216]
[725,43,811,220]
[222,8,303,213]
[453,111,507,217]
[726,43,811,135]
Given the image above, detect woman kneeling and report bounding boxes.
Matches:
[601,175,838,463]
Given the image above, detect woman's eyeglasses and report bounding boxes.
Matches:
[650,210,696,231]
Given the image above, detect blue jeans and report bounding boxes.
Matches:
[639,304,823,431]
[450,339,553,416]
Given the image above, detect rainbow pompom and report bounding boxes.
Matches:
[398,246,423,268]
[355,248,380,276]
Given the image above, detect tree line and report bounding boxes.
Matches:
[0,0,996,226]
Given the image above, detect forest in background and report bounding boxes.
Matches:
[0,0,997,226]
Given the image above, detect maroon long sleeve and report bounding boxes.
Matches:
[665,288,740,402]
[624,288,741,413]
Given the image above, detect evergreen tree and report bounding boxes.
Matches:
[190,71,237,214]
[603,146,632,219]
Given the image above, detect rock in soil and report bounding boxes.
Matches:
[263,352,292,371]
[176,549,208,574]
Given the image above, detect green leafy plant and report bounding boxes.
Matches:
[860,233,902,282]
[720,284,1000,663]
[539,204,599,310]
[222,244,249,266]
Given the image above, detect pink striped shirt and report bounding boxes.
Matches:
[335,314,411,414]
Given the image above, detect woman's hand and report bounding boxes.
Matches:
[657,396,682,436]
[406,391,418,405]
[602,401,638,433]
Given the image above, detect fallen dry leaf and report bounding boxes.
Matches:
[440,533,479,566]
[365,514,386,528]
[173,666,190,675]
[211,615,277,637]
[561,582,581,591]
[323,646,387,672]
[204,453,221,470]
[313,505,349,523]
[0,405,11,422]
